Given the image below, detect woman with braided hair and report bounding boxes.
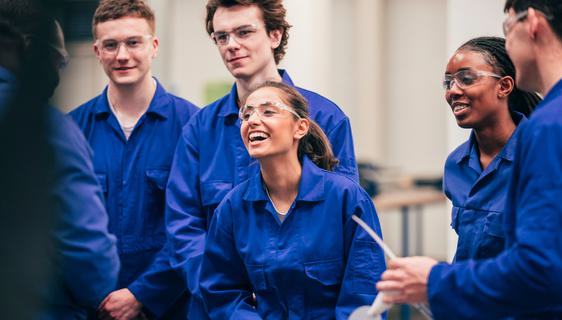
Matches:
[442,36,541,261]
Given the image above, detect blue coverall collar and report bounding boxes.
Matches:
[217,69,295,118]
[243,156,326,203]
[94,77,170,119]
[454,111,527,166]
[217,84,240,118]
[497,111,526,162]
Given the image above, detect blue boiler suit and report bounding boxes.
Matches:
[428,80,562,319]
[165,69,359,317]
[444,112,526,261]
[69,80,198,318]
[200,157,385,319]
[0,66,120,319]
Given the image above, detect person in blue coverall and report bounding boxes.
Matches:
[45,103,121,320]
[377,0,562,318]
[69,1,199,319]
[199,81,385,319]
[0,1,120,318]
[443,36,541,262]
[166,1,359,317]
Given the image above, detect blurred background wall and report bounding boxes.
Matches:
[53,0,506,261]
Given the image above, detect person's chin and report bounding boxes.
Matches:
[456,119,474,129]
[110,74,140,86]
[228,64,253,79]
[248,148,269,160]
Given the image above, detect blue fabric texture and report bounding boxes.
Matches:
[428,80,562,319]
[1,66,120,319]
[444,112,526,261]
[165,69,358,318]
[200,157,385,319]
[69,79,198,318]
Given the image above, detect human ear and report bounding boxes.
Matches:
[93,42,102,63]
[151,36,159,59]
[527,8,541,40]
[269,29,282,49]
[294,118,310,140]
[498,76,514,98]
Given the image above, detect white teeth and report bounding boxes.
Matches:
[453,104,469,113]
[249,132,269,142]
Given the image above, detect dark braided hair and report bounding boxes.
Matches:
[246,81,339,171]
[458,36,541,118]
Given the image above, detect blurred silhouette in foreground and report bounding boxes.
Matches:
[0,0,119,319]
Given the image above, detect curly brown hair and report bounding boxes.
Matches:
[205,0,291,64]
[92,0,156,39]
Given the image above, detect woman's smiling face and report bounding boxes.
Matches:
[240,86,305,160]
[445,50,506,130]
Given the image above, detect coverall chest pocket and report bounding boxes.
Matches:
[145,169,169,233]
[450,206,461,233]
[475,212,506,259]
[146,169,169,191]
[304,258,343,287]
[201,181,233,206]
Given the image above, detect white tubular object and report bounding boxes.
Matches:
[349,306,381,320]
[351,215,397,259]
[350,215,434,320]
[367,292,391,316]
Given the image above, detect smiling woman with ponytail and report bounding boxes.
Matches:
[257,81,340,171]
[199,80,386,319]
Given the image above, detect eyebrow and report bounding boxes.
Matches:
[214,24,256,33]
[244,102,272,108]
[99,35,147,42]
[259,101,276,107]
[444,67,472,75]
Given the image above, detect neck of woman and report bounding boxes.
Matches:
[474,110,516,168]
[260,154,302,213]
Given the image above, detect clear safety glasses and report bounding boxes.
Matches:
[502,9,553,36]
[95,35,153,56]
[502,10,528,36]
[211,24,259,46]
[239,101,301,122]
[443,69,502,91]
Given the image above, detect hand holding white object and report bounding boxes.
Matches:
[349,215,434,320]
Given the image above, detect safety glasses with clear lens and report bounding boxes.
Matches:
[443,70,502,91]
[95,35,153,56]
[211,24,259,46]
[239,101,301,122]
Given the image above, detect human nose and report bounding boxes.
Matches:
[115,42,130,60]
[225,33,242,49]
[447,78,464,93]
[247,110,262,124]
[445,80,463,101]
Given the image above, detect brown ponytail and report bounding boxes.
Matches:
[246,81,339,171]
[297,120,339,171]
